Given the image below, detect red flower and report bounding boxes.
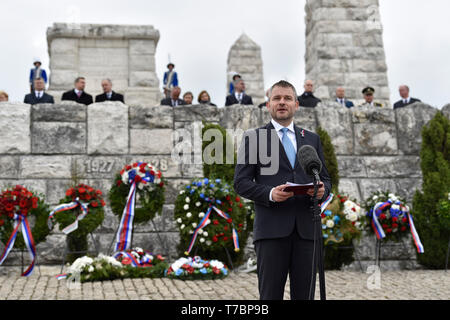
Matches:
[159,182,164,188]
[379,214,386,220]
[120,169,125,175]
[150,170,155,176]
[235,196,241,202]
[351,207,356,212]
[382,224,388,229]
[239,203,243,208]
[402,218,408,223]
[238,223,243,228]
[78,187,86,194]
[126,165,132,171]
[132,163,138,168]
[227,218,233,224]
[401,226,407,232]
[227,208,232,212]
[226,195,231,201]
[213,267,220,275]
[0,220,4,226]
[321,213,326,218]
[121,257,132,265]
[392,217,398,223]
[19,199,27,208]
[157,171,162,179]
[139,167,146,174]
[85,194,91,201]
[157,254,165,261]
[117,180,123,187]
[204,263,210,268]
[100,200,106,207]
[182,264,190,270]
[238,229,242,233]
[224,226,229,231]
[66,188,74,197]
[134,175,142,183]
[213,220,219,225]
[5,204,13,212]
[392,223,399,229]
[91,201,98,208]
[212,236,218,242]
[223,236,229,241]
[386,228,392,234]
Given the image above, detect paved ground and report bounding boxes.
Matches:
[0,266,448,300]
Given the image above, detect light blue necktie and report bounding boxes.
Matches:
[280,127,296,168]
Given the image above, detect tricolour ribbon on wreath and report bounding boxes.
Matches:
[320,193,334,213]
[0,212,36,276]
[47,198,89,234]
[185,201,240,255]
[371,200,424,253]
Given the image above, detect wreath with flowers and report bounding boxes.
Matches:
[109,162,165,224]
[165,256,229,280]
[0,185,50,249]
[0,185,50,276]
[174,178,251,268]
[49,184,106,263]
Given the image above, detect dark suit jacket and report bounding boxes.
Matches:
[393,98,421,110]
[160,98,186,107]
[24,92,54,105]
[298,92,321,108]
[95,91,124,103]
[225,93,253,106]
[234,122,332,242]
[61,90,93,106]
[335,98,354,108]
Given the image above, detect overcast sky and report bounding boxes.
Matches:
[1,0,449,109]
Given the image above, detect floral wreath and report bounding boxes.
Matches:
[49,184,105,235]
[165,256,229,280]
[174,178,251,267]
[0,185,50,276]
[109,162,165,252]
[364,191,424,253]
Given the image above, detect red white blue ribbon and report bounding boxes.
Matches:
[407,212,424,253]
[48,198,89,234]
[0,213,36,277]
[320,193,334,213]
[185,205,240,255]
[114,251,139,267]
[114,181,137,252]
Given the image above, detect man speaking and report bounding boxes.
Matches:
[234,80,331,300]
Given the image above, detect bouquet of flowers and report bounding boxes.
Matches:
[174,178,251,268]
[109,161,165,252]
[0,185,50,276]
[165,256,229,280]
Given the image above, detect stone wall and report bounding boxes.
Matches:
[305,0,391,106]
[0,101,448,270]
[46,23,161,106]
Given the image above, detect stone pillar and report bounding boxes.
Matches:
[47,23,161,106]
[227,33,265,105]
[305,0,390,107]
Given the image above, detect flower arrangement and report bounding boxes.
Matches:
[165,256,229,280]
[364,191,411,242]
[174,178,251,268]
[0,185,50,276]
[109,161,165,252]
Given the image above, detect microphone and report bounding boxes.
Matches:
[297,145,322,182]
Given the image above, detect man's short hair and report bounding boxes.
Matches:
[34,77,44,82]
[183,91,193,98]
[269,80,298,100]
[102,78,112,85]
[234,78,244,86]
[75,77,85,84]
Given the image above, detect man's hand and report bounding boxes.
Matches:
[272,184,295,202]
[306,182,325,199]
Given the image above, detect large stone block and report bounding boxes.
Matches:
[72,156,128,180]
[19,156,73,179]
[129,71,159,87]
[31,102,86,122]
[337,156,368,178]
[0,104,30,154]
[49,69,78,89]
[49,38,79,55]
[130,129,174,154]
[358,178,397,201]
[87,102,129,154]
[129,54,156,72]
[294,107,317,132]
[316,105,353,154]
[219,105,261,132]
[363,156,421,178]
[396,103,438,155]
[0,179,47,197]
[129,105,173,129]
[45,179,73,205]
[174,105,222,122]
[129,39,156,55]
[0,156,20,179]
[31,122,86,154]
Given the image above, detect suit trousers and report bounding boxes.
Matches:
[254,229,317,300]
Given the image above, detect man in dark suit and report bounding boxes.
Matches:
[95,79,124,103]
[61,77,93,105]
[160,86,186,107]
[335,87,354,108]
[225,79,253,106]
[24,77,54,105]
[393,85,421,109]
[234,80,332,300]
[297,80,321,108]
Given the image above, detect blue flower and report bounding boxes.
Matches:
[204,178,209,185]
[175,269,183,276]
[199,268,207,274]
[128,170,136,182]
[323,234,329,238]
[186,185,191,190]
[199,193,205,199]
[325,210,332,217]
[322,224,327,230]
[190,189,195,194]
[215,179,221,183]
[210,184,215,188]
[333,216,340,223]
[216,199,222,205]
[221,268,228,275]
[197,182,202,187]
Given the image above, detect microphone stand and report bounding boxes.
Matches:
[310,171,326,300]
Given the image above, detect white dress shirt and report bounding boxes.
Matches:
[35,90,44,99]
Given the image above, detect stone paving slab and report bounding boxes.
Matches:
[0,266,448,300]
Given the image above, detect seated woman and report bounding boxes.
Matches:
[0,91,9,102]
[198,90,216,106]
[183,91,194,105]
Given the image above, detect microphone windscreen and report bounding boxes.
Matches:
[297,145,322,176]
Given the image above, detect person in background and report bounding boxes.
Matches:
[258,89,270,108]
[393,85,421,109]
[198,90,217,106]
[24,77,54,105]
[61,77,94,105]
[335,87,354,108]
[95,79,124,103]
[163,63,178,99]
[160,86,185,107]
[360,87,383,107]
[297,80,321,108]
[225,79,253,106]
[29,58,48,92]
[183,92,194,105]
[229,74,242,95]
[0,91,8,102]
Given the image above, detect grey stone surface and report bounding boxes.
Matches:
[32,122,86,154]
[31,102,86,122]
[129,105,173,129]
[0,104,31,154]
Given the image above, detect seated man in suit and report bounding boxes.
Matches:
[234,80,331,300]
[360,86,383,107]
[393,85,421,109]
[335,87,354,108]
[61,77,93,106]
[160,86,186,107]
[95,79,124,103]
[297,80,321,108]
[225,79,253,106]
[24,77,54,105]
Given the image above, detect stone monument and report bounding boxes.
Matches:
[227,33,265,105]
[305,0,391,106]
[46,23,161,106]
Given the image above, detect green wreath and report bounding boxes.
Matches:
[0,185,50,250]
[109,162,165,224]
